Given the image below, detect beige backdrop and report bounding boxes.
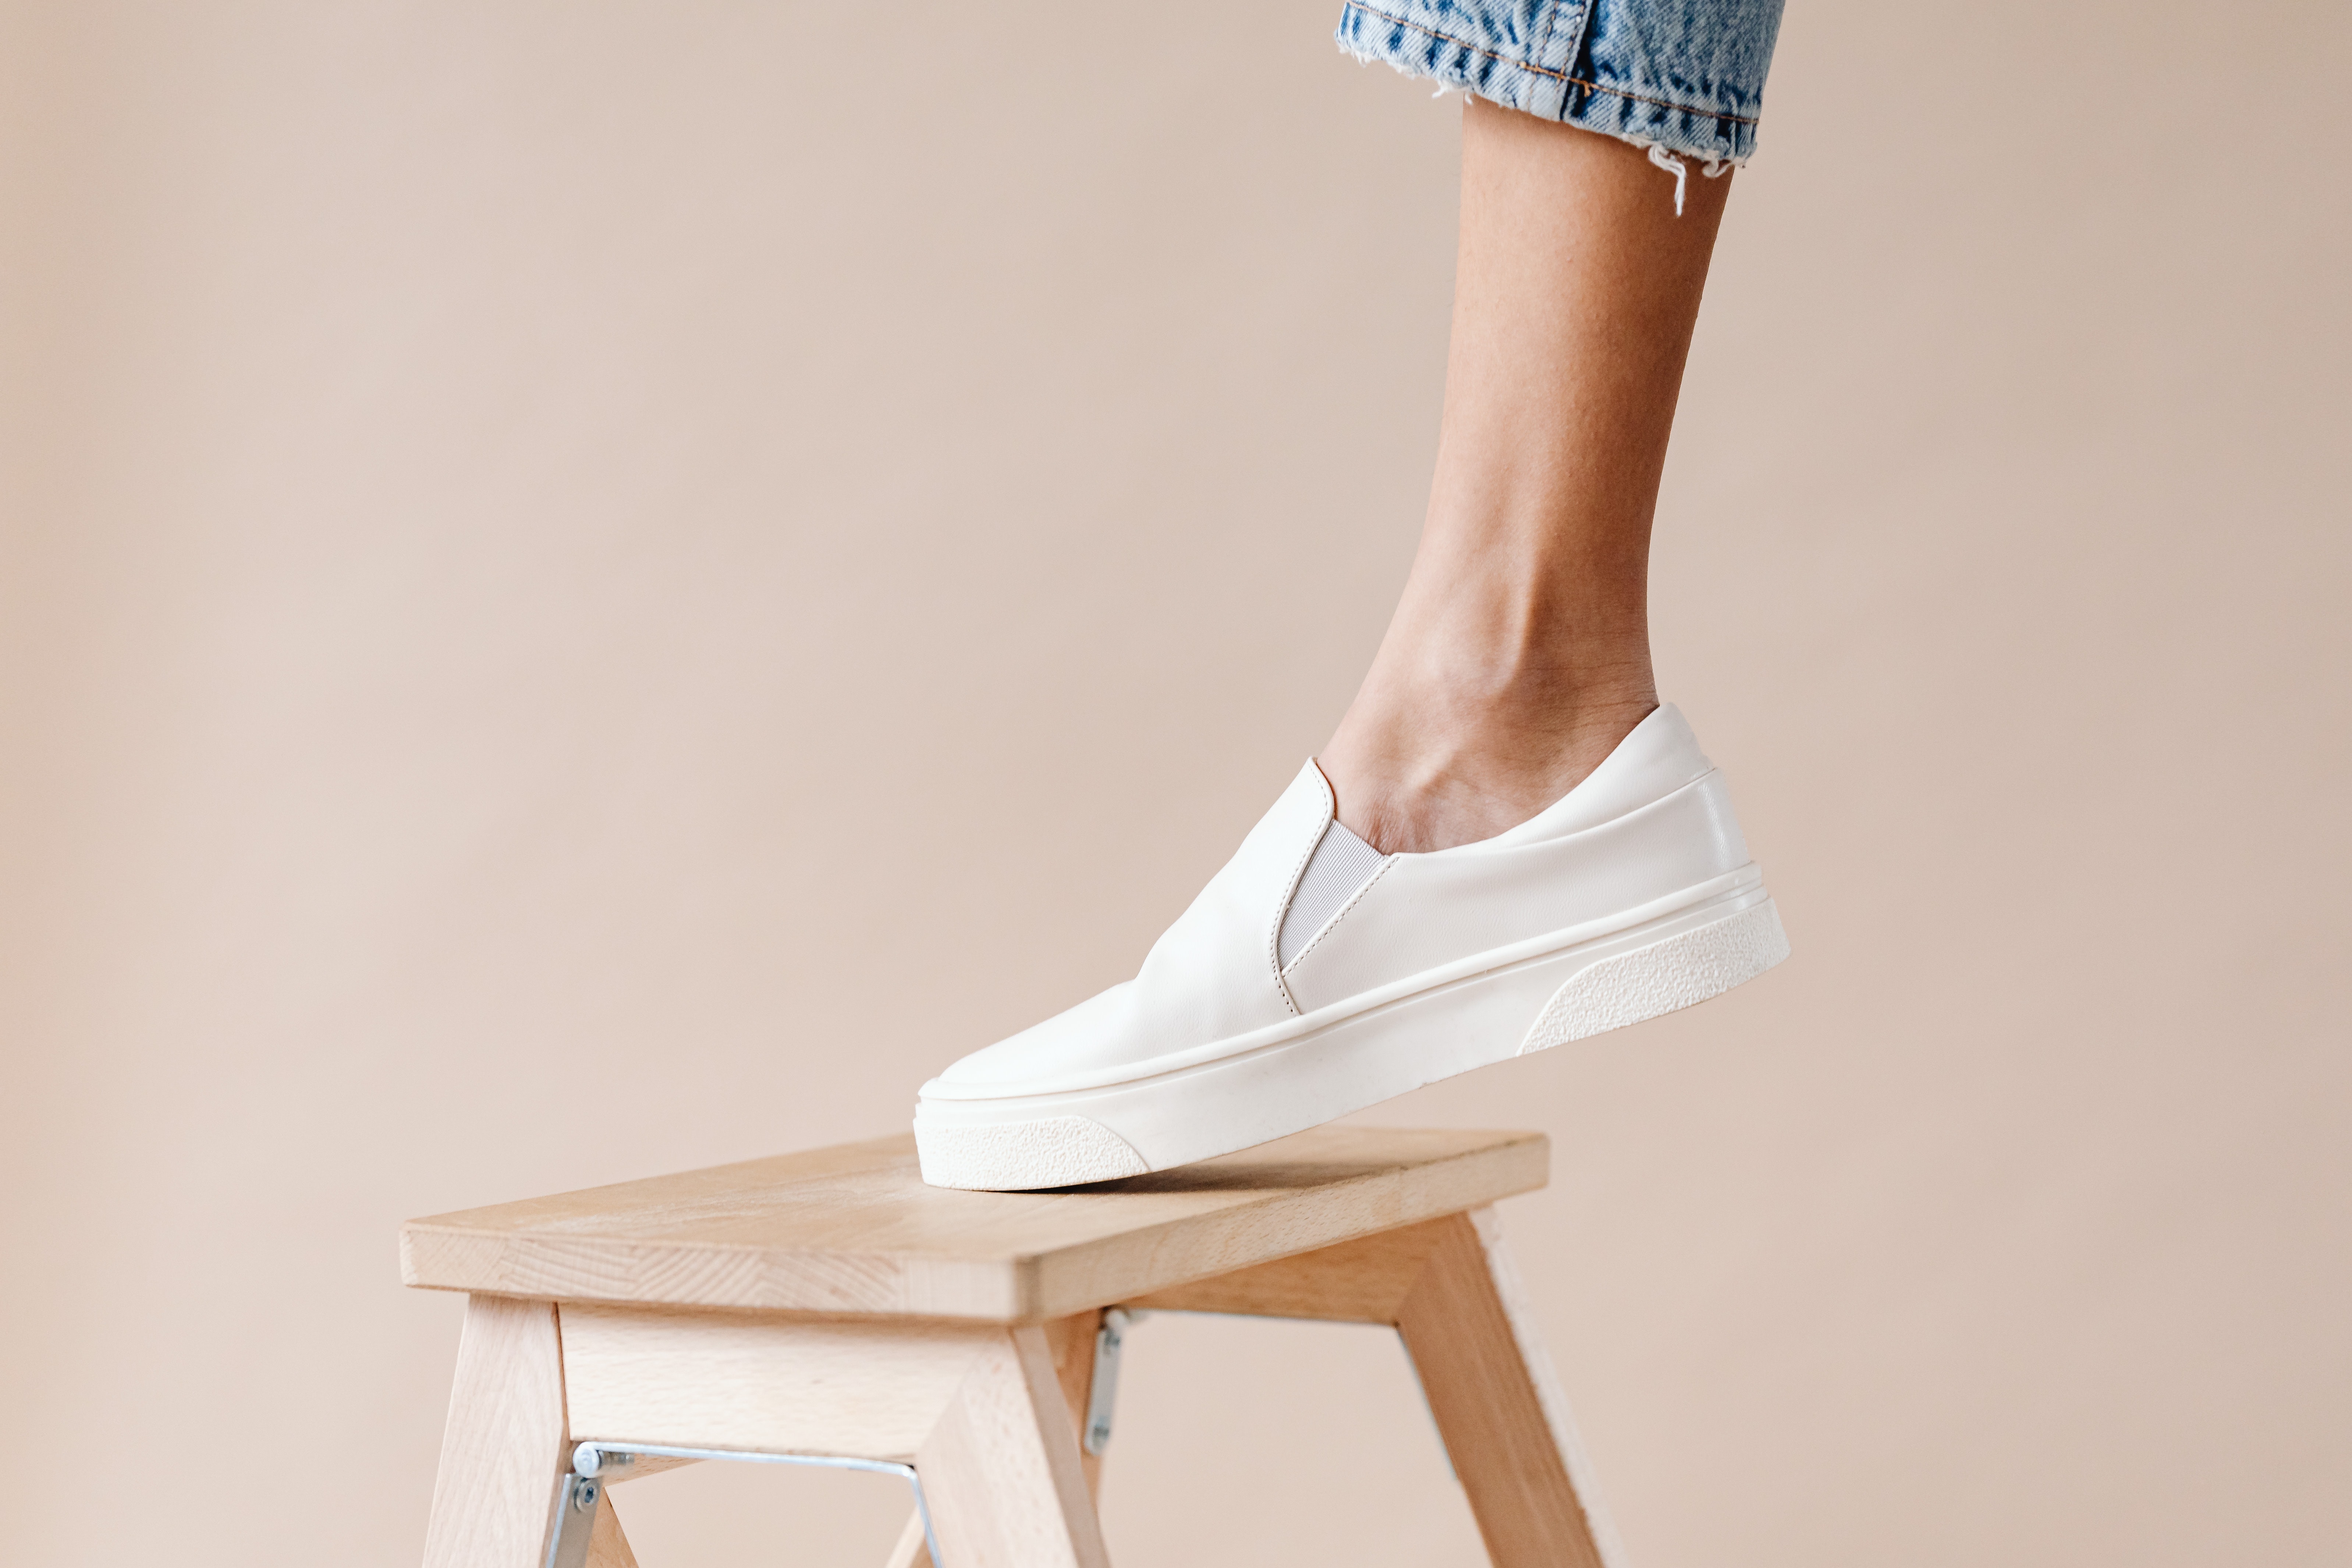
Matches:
[4,1,2347,1564]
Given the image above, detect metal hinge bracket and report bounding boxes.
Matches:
[1084,1307,1138,1456]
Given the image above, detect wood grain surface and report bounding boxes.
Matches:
[912,1325,1112,1568]
[886,1309,1107,1568]
[1123,1214,1453,1322]
[421,1294,570,1568]
[401,1125,1546,1321]
[586,1497,638,1568]
[1397,1209,1614,1568]
[559,1303,998,1461]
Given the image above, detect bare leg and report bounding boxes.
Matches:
[1320,100,1732,854]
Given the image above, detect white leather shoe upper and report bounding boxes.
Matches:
[926,704,1751,1098]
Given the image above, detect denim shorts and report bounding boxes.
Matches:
[1335,0,1785,166]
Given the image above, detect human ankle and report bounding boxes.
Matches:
[1319,668,1655,855]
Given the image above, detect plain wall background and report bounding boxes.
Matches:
[3,1,2347,1563]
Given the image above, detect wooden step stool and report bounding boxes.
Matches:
[403,1125,1618,1568]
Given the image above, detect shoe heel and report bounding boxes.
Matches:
[1519,896,1789,1055]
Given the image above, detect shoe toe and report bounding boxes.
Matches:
[927,983,1139,1095]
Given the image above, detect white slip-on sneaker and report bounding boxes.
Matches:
[914,704,1788,1191]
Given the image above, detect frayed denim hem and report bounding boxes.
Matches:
[1335,0,1767,169]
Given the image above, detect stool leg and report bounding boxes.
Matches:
[587,1498,640,1568]
[422,1294,571,1568]
[1047,1309,1109,1498]
[1395,1209,1624,1568]
[884,1310,1105,1568]
[908,1323,1111,1568]
[883,1510,930,1568]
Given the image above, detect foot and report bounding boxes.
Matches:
[1319,679,1661,854]
[912,705,1788,1190]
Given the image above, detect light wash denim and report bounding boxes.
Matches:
[1336,0,1784,166]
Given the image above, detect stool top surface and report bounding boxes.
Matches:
[402,1125,1545,1322]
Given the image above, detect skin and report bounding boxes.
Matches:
[1319,99,1735,854]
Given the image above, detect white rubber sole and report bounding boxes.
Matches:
[915,870,1788,1191]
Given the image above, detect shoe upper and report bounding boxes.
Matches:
[925,704,1752,1097]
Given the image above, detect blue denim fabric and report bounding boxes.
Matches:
[1336,0,1783,164]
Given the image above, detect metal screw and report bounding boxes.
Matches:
[574,1480,599,1510]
